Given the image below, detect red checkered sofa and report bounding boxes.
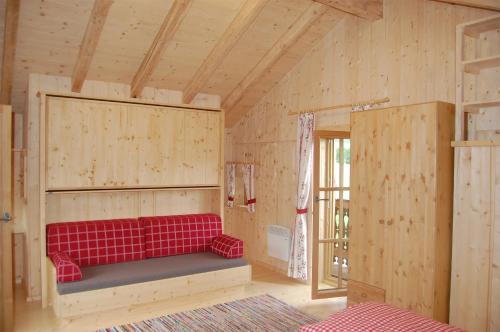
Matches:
[46,214,244,284]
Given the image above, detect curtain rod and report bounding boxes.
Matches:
[287,97,390,116]
[225,161,260,166]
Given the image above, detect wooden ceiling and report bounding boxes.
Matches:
[0,0,350,126]
[2,0,497,125]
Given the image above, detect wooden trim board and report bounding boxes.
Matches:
[0,0,20,104]
[39,91,222,112]
[347,279,385,306]
[47,258,251,318]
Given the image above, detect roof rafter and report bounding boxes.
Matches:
[71,0,114,93]
[0,0,20,104]
[130,0,192,98]
[431,0,500,11]
[223,2,329,120]
[182,0,269,104]
[312,0,383,20]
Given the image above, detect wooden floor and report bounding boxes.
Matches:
[13,265,347,332]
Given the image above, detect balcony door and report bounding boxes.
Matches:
[312,131,350,299]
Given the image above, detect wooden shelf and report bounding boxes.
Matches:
[463,54,500,74]
[463,99,500,112]
[452,140,500,147]
[462,15,500,37]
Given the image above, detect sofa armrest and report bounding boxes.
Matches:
[211,234,244,259]
[49,252,82,283]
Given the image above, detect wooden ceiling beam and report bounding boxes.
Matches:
[223,2,328,113]
[431,0,500,11]
[71,0,114,92]
[182,0,269,104]
[312,0,383,20]
[131,0,192,98]
[0,0,20,104]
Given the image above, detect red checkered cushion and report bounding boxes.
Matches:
[46,218,145,267]
[211,234,243,258]
[300,302,464,332]
[49,251,82,283]
[139,214,223,258]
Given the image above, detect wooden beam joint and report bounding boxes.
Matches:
[182,0,269,104]
[312,0,383,21]
[130,0,192,98]
[222,2,329,121]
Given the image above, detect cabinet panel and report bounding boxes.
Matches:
[450,147,492,332]
[492,148,500,332]
[350,109,390,288]
[46,97,220,189]
[450,146,500,332]
[349,102,454,322]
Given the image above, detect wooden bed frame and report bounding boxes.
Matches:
[47,257,251,318]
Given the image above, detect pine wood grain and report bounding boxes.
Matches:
[71,0,114,92]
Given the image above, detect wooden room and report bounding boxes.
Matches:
[0,0,499,331]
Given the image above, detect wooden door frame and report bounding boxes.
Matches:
[0,105,13,331]
[312,130,349,300]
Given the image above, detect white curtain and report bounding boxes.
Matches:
[288,113,314,280]
[241,164,256,213]
[226,164,236,208]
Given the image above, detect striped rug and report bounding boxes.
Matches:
[97,294,320,332]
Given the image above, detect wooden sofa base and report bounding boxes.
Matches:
[47,257,252,318]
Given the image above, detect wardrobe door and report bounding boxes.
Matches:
[388,105,437,318]
[350,107,395,295]
[349,102,453,322]
[450,146,499,332]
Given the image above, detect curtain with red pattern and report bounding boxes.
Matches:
[226,164,236,208]
[241,164,256,213]
[288,113,314,281]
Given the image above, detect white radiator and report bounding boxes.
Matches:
[267,225,291,262]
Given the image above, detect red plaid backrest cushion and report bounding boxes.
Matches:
[211,234,243,258]
[46,218,145,267]
[139,214,223,258]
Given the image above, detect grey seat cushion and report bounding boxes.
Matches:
[57,252,248,295]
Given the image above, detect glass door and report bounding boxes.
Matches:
[312,131,350,299]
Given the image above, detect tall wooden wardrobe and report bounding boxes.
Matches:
[348,102,455,323]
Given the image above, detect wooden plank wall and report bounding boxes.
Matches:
[450,146,500,332]
[45,190,220,224]
[224,0,496,276]
[493,148,500,332]
[23,73,220,300]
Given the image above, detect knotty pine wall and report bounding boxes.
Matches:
[20,73,220,300]
[224,0,497,278]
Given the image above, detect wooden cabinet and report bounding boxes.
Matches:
[38,93,225,307]
[45,96,221,190]
[450,146,500,332]
[348,102,455,323]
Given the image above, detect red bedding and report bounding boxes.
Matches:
[300,302,464,332]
